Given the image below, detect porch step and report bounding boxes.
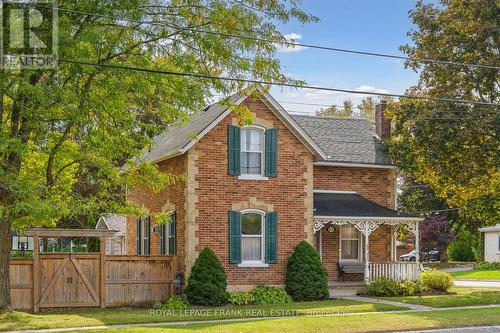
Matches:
[328,283,367,298]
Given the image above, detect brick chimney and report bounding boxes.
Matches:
[375,100,391,140]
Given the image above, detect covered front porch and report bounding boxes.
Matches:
[313,191,423,284]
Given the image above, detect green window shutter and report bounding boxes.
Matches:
[228,210,242,263]
[160,221,165,255]
[136,217,142,255]
[144,217,151,255]
[228,125,241,176]
[169,212,176,255]
[265,128,278,177]
[265,211,278,264]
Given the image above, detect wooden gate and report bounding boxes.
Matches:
[37,253,101,309]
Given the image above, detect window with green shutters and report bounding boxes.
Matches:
[136,216,150,255]
[228,125,278,177]
[160,212,176,255]
[229,209,278,265]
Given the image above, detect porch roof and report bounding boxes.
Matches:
[313,191,417,219]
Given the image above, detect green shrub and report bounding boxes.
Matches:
[420,269,453,291]
[367,277,402,296]
[399,280,423,296]
[368,278,424,296]
[228,292,255,306]
[476,261,500,270]
[448,240,476,262]
[185,247,228,306]
[161,296,188,310]
[285,241,329,301]
[252,285,292,305]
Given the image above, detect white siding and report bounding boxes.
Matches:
[484,231,500,262]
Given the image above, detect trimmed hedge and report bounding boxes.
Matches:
[185,247,228,305]
[285,241,329,301]
[420,269,453,291]
[252,285,291,304]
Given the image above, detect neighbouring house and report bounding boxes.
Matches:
[480,225,500,262]
[95,214,128,255]
[126,86,422,292]
[10,230,33,251]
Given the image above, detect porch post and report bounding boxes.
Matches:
[364,229,370,282]
[415,222,420,263]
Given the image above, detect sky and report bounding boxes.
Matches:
[269,0,422,114]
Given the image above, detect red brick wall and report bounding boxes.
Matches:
[192,97,313,288]
[313,166,395,208]
[127,154,187,272]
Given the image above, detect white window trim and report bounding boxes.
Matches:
[239,209,268,267]
[339,224,362,262]
[240,125,266,178]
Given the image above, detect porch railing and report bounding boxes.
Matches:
[368,262,421,282]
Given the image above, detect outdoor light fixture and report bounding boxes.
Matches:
[152,224,159,235]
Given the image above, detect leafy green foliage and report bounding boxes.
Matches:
[185,247,228,306]
[448,230,478,262]
[475,262,500,270]
[420,270,453,292]
[389,0,499,227]
[0,0,317,308]
[228,292,255,306]
[285,241,328,301]
[161,296,188,310]
[367,278,424,296]
[251,286,291,305]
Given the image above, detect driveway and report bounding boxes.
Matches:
[440,265,474,273]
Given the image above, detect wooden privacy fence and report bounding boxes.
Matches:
[10,228,178,312]
[368,262,421,282]
[10,254,178,311]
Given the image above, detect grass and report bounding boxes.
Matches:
[450,269,500,280]
[0,299,404,332]
[84,308,500,333]
[378,286,500,307]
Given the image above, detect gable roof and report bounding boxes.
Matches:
[138,86,327,164]
[95,214,127,236]
[292,115,392,166]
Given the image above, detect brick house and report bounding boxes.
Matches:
[126,86,422,292]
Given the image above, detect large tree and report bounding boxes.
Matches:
[0,0,316,311]
[387,0,499,228]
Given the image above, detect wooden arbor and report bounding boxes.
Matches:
[23,228,117,312]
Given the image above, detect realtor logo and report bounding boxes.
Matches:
[0,0,58,69]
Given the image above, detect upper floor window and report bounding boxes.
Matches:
[340,225,360,261]
[241,128,264,175]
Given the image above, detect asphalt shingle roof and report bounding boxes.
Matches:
[314,192,412,217]
[292,115,392,165]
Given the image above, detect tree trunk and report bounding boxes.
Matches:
[0,212,12,312]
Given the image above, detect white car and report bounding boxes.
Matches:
[399,250,416,261]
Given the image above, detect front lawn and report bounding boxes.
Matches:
[85,308,500,333]
[378,286,500,307]
[450,269,500,280]
[0,299,404,332]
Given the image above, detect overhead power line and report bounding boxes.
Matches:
[29,4,500,71]
[58,59,500,107]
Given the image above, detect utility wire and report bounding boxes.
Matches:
[58,59,500,107]
[29,4,500,71]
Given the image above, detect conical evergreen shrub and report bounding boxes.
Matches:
[185,247,228,305]
[285,241,329,301]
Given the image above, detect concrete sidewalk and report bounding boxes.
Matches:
[339,295,432,310]
[395,325,500,333]
[453,280,500,288]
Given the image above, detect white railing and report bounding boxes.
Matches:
[369,262,421,282]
